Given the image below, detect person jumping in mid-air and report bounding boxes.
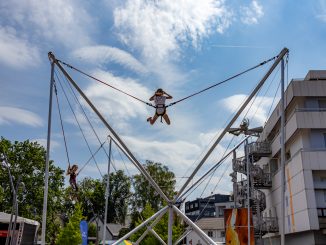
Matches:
[67,164,79,191]
[147,88,173,125]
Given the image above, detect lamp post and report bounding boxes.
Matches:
[1,154,17,245]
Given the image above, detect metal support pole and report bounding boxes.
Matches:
[41,58,55,245]
[10,176,22,245]
[112,206,168,245]
[280,58,285,245]
[150,229,167,245]
[48,52,170,204]
[102,138,112,244]
[173,229,192,245]
[134,210,167,245]
[179,136,250,200]
[168,206,173,245]
[175,48,289,202]
[246,139,251,245]
[2,155,16,245]
[233,150,237,208]
[172,205,215,245]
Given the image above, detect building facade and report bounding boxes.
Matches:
[254,70,326,244]
[185,194,232,221]
[186,217,225,245]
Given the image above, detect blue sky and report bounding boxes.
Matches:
[1,0,326,200]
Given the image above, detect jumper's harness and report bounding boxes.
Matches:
[155,104,166,123]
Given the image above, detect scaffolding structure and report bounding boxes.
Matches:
[40,48,289,245]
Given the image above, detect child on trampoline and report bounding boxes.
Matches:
[147,88,173,125]
[67,164,79,191]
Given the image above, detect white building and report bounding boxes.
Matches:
[186,217,225,245]
[255,70,326,244]
[88,216,127,243]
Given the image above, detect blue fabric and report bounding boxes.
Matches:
[80,220,88,245]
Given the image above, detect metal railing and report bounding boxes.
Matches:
[246,141,271,157]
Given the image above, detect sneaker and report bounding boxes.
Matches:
[147,117,151,122]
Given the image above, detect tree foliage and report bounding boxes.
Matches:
[77,170,131,224]
[55,203,84,245]
[131,161,176,215]
[0,137,65,243]
[130,203,184,245]
[106,170,131,224]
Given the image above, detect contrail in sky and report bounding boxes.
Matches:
[211,45,270,49]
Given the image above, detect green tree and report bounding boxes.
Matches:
[130,203,184,245]
[77,170,131,224]
[131,161,176,215]
[56,203,84,245]
[106,170,131,224]
[0,137,65,244]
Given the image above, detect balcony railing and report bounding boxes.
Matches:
[261,217,279,233]
[317,208,326,217]
[246,141,272,159]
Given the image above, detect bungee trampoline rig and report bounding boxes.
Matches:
[41,48,289,245]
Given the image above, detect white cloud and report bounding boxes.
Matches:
[31,138,60,149]
[83,69,152,130]
[72,45,148,74]
[241,0,264,25]
[123,135,202,176]
[0,26,41,68]
[316,0,326,22]
[0,0,93,48]
[220,94,274,126]
[0,106,43,127]
[316,14,326,21]
[113,0,233,83]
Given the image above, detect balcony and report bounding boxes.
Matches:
[232,157,246,174]
[246,141,272,161]
[261,217,279,234]
[270,108,326,156]
[317,208,326,229]
[253,172,272,189]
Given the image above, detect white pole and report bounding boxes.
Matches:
[179,136,250,200]
[246,139,251,245]
[102,138,112,244]
[175,48,289,202]
[172,205,215,245]
[173,229,192,245]
[150,229,167,245]
[112,206,169,245]
[134,210,167,245]
[280,58,285,245]
[49,53,170,204]
[168,206,173,245]
[41,55,55,244]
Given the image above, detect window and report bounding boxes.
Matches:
[190,204,193,209]
[285,151,291,161]
[324,190,326,202]
[317,208,323,217]
[323,133,326,148]
[318,99,326,109]
[195,202,198,208]
[270,159,278,175]
[218,206,226,217]
[208,231,213,237]
[221,231,225,237]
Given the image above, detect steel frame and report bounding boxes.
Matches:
[41,48,289,245]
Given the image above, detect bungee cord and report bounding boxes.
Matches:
[58,59,155,108]
[58,55,277,109]
[54,69,104,177]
